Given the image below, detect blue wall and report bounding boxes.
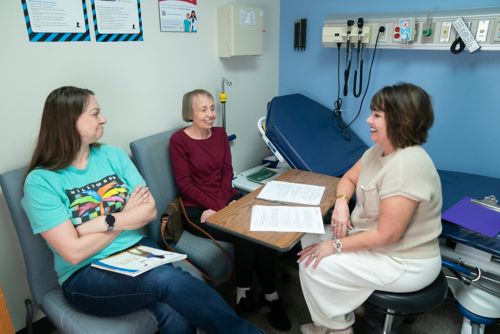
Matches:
[280,0,500,179]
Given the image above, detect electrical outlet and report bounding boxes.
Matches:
[493,19,500,43]
[476,20,490,42]
[439,21,452,43]
[378,24,389,42]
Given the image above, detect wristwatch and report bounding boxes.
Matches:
[105,214,116,232]
[333,239,343,253]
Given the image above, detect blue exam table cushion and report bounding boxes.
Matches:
[265,93,367,177]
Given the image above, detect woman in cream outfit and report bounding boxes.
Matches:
[298,83,442,334]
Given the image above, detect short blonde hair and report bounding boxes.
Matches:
[182,89,214,122]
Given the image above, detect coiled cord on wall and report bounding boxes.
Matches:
[450,37,466,54]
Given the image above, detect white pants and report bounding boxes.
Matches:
[299,229,442,330]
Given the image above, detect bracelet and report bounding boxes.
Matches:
[335,194,350,201]
[333,239,343,253]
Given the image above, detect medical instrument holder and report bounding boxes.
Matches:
[343,20,354,97]
[294,18,307,50]
[353,18,364,98]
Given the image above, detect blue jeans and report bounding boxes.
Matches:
[62,237,260,334]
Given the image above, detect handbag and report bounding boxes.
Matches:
[160,196,233,283]
[160,197,184,244]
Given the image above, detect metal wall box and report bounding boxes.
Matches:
[218,4,263,57]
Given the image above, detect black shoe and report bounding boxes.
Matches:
[236,291,262,316]
[263,298,292,331]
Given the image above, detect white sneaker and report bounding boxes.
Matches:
[300,323,353,334]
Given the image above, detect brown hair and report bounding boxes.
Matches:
[26,86,96,174]
[181,89,214,122]
[370,83,434,149]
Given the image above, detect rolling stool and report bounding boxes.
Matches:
[366,271,448,334]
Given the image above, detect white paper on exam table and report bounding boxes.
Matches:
[250,205,325,233]
[256,181,325,206]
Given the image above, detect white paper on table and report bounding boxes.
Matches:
[250,205,325,234]
[256,181,325,206]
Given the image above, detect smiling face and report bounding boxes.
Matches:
[76,95,106,146]
[190,94,215,131]
[369,84,434,151]
[366,108,394,155]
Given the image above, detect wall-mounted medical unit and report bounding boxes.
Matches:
[323,8,500,51]
[218,4,263,57]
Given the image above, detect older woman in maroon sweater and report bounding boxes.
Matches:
[169,89,290,331]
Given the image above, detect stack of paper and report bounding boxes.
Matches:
[256,181,325,206]
[251,181,326,233]
[92,245,187,277]
[250,205,324,233]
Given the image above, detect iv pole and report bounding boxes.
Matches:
[220,78,232,130]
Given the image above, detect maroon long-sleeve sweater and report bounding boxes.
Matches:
[169,127,238,211]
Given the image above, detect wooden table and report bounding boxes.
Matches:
[206,169,339,251]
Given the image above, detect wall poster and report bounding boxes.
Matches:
[158,0,198,33]
[21,0,90,42]
[92,0,143,42]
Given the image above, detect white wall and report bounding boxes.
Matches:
[0,0,280,330]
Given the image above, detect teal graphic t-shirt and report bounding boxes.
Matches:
[22,145,146,284]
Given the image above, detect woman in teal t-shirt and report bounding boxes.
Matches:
[22,86,260,334]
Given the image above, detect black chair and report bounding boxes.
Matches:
[366,270,448,334]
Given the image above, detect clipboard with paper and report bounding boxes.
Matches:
[442,196,500,238]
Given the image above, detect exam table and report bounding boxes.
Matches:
[438,170,500,334]
[264,93,499,334]
[264,93,367,177]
